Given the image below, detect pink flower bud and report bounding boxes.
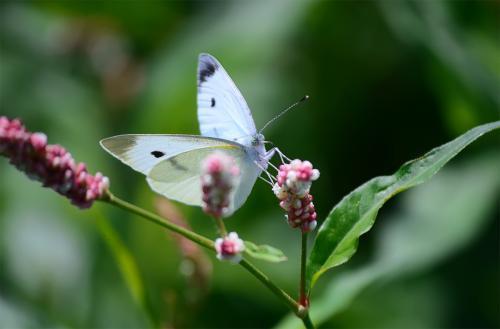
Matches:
[214,232,245,263]
[30,133,47,150]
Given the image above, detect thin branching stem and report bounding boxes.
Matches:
[299,232,315,329]
[106,192,213,248]
[302,313,315,329]
[239,259,300,313]
[299,232,308,307]
[102,191,304,320]
[213,216,228,237]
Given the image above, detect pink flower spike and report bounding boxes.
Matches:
[0,116,110,209]
[214,232,245,263]
[201,151,240,218]
[273,159,320,232]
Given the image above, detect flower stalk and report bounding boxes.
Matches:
[104,191,214,249]
[302,313,315,329]
[102,191,311,324]
[239,259,300,314]
[213,216,228,237]
[299,232,309,308]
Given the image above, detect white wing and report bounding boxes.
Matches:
[197,53,257,144]
[100,134,237,175]
[148,145,262,213]
[100,134,263,212]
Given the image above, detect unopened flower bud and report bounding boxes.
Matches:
[30,133,47,150]
[214,232,245,263]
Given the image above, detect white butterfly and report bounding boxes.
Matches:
[100,54,275,214]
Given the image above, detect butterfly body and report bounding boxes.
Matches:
[101,54,273,214]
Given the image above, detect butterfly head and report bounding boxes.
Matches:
[251,133,265,147]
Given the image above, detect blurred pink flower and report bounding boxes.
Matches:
[0,116,109,208]
[273,160,319,232]
[214,232,245,263]
[201,151,240,218]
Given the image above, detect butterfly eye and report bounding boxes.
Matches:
[211,98,216,107]
[151,151,165,158]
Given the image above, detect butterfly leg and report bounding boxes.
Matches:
[274,147,292,164]
[253,148,277,186]
[254,160,275,186]
[266,160,279,173]
[258,174,274,186]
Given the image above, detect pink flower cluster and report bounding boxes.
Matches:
[273,160,320,232]
[0,116,109,209]
[201,151,240,218]
[214,232,245,263]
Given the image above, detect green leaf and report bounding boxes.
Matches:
[244,241,288,263]
[275,153,500,329]
[307,121,500,290]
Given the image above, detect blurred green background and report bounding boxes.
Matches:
[0,1,498,328]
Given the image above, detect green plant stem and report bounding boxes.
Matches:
[299,232,308,307]
[102,191,302,319]
[239,259,300,313]
[106,192,214,249]
[302,313,315,329]
[213,216,228,236]
[299,232,315,328]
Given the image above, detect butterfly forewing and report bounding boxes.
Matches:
[197,54,257,144]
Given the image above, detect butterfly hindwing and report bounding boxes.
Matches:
[197,53,257,144]
[148,144,262,213]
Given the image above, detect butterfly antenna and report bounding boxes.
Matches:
[259,95,309,134]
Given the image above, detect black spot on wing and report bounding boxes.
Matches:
[211,97,216,107]
[198,55,219,85]
[151,151,165,158]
